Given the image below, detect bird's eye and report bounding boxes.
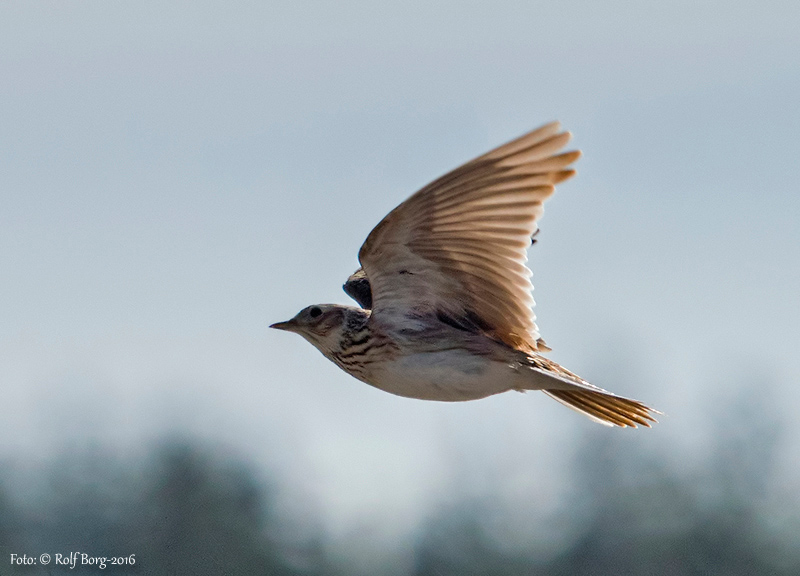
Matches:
[309,306,322,318]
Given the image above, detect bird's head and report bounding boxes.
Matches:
[271,304,349,353]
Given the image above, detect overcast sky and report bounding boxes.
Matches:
[2,1,799,570]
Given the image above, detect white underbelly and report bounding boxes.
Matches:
[367,350,520,401]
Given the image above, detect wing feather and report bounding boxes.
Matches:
[358,122,580,350]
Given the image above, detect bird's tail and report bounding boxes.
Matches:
[543,388,658,428]
[520,354,659,427]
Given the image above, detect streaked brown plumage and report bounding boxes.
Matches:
[273,122,659,427]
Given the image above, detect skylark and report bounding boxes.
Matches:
[272,122,658,427]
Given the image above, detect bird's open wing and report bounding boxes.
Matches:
[358,122,580,352]
[343,267,372,309]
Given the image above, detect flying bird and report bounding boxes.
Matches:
[272,122,658,427]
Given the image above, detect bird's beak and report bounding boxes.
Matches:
[270,319,297,332]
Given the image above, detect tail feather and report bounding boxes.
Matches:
[522,354,659,428]
[543,388,659,428]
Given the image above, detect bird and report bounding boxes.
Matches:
[271,122,659,427]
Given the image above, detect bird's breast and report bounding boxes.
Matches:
[366,349,516,402]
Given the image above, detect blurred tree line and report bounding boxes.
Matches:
[1,388,797,576]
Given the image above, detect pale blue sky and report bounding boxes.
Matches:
[2,1,799,570]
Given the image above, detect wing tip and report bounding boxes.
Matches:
[552,168,577,184]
